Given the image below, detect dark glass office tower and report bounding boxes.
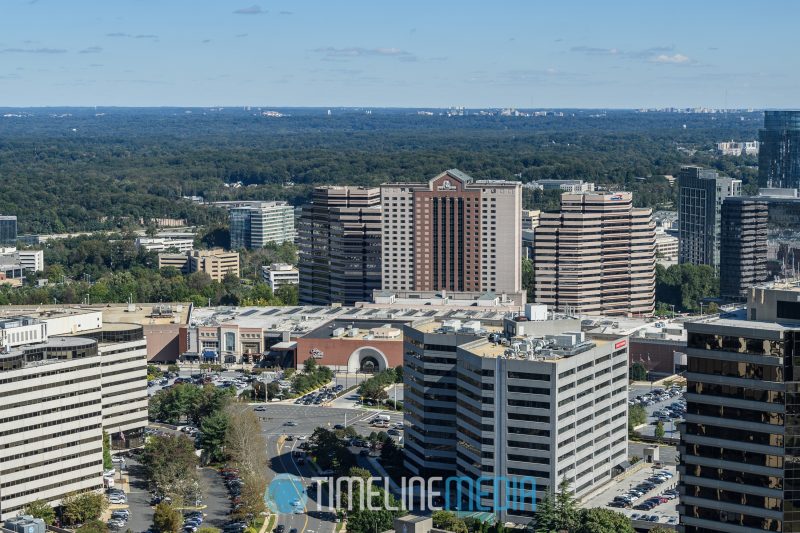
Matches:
[718,194,800,299]
[0,216,17,247]
[297,186,382,306]
[720,197,769,300]
[679,285,800,532]
[678,166,741,269]
[759,111,800,189]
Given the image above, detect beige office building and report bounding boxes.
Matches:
[532,192,656,316]
[380,169,522,299]
[158,249,240,282]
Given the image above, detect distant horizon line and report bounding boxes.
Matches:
[0,105,790,111]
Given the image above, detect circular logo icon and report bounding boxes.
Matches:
[265,474,307,514]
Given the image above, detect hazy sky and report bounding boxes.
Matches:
[1,0,797,108]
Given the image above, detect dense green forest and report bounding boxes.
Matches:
[0,107,761,234]
[0,233,299,306]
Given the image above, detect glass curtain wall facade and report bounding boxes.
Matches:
[0,216,17,247]
[760,111,800,190]
[680,320,797,532]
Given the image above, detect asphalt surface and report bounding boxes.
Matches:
[629,442,678,466]
[258,403,404,533]
[124,444,233,532]
[125,459,155,533]
[629,385,685,439]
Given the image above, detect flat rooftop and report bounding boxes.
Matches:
[89,303,191,326]
[463,333,611,362]
[0,307,97,321]
[412,320,503,334]
[0,303,191,326]
[189,305,514,336]
[303,319,405,340]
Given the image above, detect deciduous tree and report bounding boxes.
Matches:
[21,499,56,525]
[153,502,182,533]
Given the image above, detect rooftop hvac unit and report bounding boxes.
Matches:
[553,333,578,347]
[524,303,548,321]
[441,319,461,332]
[461,320,481,334]
[5,515,46,533]
[332,327,346,337]
[347,328,360,337]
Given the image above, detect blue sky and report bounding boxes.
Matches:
[0,0,797,108]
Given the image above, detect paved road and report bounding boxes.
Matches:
[258,403,405,533]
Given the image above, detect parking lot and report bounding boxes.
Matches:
[629,384,685,439]
[581,464,679,526]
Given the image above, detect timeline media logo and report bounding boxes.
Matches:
[265,473,308,514]
[266,474,536,513]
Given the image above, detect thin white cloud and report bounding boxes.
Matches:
[651,53,690,64]
[0,47,67,54]
[570,46,620,56]
[233,5,264,15]
[315,47,417,62]
[79,46,103,54]
[106,33,159,40]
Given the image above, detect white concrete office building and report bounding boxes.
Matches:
[261,263,300,292]
[403,312,629,524]
[0,315,148,520]
[0,336,105,521]
[230,202,296,249]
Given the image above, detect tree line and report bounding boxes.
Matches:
[1,108,762,234]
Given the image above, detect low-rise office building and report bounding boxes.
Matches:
[655,233,679,261]
[262,263,299,292]
[135,237,195,253]
[158,249,240,282]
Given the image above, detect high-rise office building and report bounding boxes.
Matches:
[532,192,656,316]
[380,169,522,297]
[0,216,17,248]
[718,192,800,300]
[229,202,296,249]
[403,311,628,523]
[719,197,769,300]
[0,314,147,521]
[759,110,800,189]
[298,186,382,306]
[678,283,800,533]
[678,166,741,269]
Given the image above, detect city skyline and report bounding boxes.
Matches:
[0,0,798,108]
